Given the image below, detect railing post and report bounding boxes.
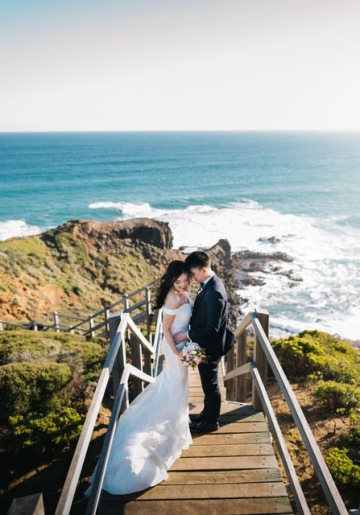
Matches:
[225,345,237,401]
[89,317,95,338]
[53,312,60,332]
[123,294,130,311]
[104,308,110,340]
[123,294,131,341]
[0,320,3,331]
[252,309,269,411]
[110,316,127,403]
[145,286,151,340]
[236,331,248,402]
[129,333,143,400]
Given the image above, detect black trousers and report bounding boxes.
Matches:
[198,355,222,423]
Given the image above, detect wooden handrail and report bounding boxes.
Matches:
[0,280,158,337]
[85,363,155,515]
[250,362,311,515]
[228,310,348,515]
[223,362,250,382]
[55,312,88,322]
[55,313,156,515]
[251,314,347,515]
[153,308,163,377]
[54,317,127,515]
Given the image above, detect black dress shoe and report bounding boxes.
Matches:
[189,421,219,433]
[189,413,204,422]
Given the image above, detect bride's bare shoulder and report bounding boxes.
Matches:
[164,291,181,310]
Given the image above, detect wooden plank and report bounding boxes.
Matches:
[170,455,278,471]
[217,412,265,423]
[189,421,269,434]
[190,387,226,395]
[164,468,282,484]
[98,497,293,515]
[117,482,288,501]
[189,432,271,445]
[182,443,274,457]
[190,402,256,415]
[7,493,45,515]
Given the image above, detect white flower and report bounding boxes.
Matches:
[180,342,207,369]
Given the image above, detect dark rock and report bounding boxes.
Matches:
[233,250,293,263]
[258,236,281,244]
[40,218,173,251]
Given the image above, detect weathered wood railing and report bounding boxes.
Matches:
[6,303,352,514]
[224,308,348,515]
[0,281,156,340]
[54,308,162,515]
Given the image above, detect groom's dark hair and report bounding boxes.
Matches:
[185,251,210,270]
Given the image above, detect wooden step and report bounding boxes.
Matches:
[98,365,293,514]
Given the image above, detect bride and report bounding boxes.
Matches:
[98,260,193,495]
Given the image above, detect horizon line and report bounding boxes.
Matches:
[1,129,360,134]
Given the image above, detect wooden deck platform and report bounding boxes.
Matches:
[99,368,293,514]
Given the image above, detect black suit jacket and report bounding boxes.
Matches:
[188,274,235,358]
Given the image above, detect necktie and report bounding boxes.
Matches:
[198,282,204,294]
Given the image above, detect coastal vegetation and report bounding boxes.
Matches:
[1,219,359,513]
[271,330,360,512]
[0,331,106,454]
[0,218,181,324]
[0,329,359,513]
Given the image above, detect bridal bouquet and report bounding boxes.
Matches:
[180,341,207,369]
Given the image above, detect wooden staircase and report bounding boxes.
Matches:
[97,368,293,515]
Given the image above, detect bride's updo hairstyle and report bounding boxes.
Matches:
[154,260,189,310]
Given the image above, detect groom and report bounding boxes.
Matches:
[174,251,235,433]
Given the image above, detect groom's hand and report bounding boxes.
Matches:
[174,331,187,344]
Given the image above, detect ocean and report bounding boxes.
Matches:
[1,131,360,342]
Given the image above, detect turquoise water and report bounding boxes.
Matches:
[1,131,360,340]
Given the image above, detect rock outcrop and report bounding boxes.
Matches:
[0,219,237,324]
[0,219,180,322]
[41,218,173,252]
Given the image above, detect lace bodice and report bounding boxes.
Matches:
[163,302,192,334]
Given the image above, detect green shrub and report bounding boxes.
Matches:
[314,380,360,414]
[0,330,105,457]
[348,425,360,447]
[325,447,360,488]
[0,362,72,418]
[0,331,104,365]
[271,330,360,382]
[271,334,326,380]
[322,357,358,384]
[340,424,360,448]
[5,407,82,454]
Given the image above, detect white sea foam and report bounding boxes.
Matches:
[89,199,360,342]
[0,220,42,241]
[88,201,161,218]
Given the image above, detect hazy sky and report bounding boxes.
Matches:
[1,0,359,131]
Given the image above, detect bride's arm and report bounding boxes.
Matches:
[163,314,182,356]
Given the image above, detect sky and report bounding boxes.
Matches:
[1,0,360,132]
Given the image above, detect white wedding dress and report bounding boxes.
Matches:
[100,302,192,495]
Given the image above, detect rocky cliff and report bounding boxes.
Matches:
[0,219,237,323]
[0,219,182,322]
